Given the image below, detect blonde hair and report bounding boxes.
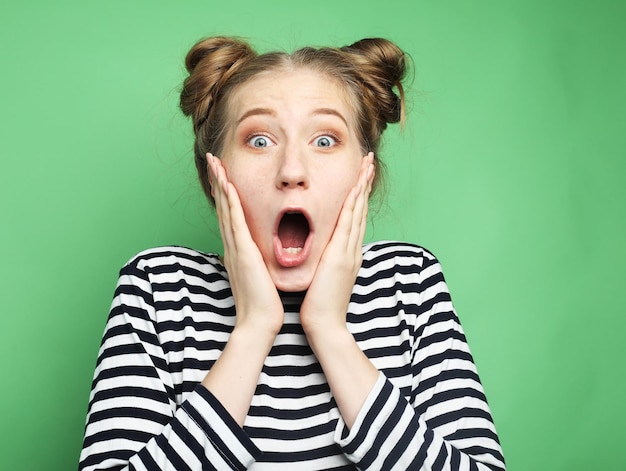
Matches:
[180,36,408,203]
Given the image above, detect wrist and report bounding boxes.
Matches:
[304,323,354,354]
[300,305,350,336]
[230,324,277,353]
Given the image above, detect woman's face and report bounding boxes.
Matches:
[218,68,364,292]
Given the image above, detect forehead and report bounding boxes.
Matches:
[228,68,359,126]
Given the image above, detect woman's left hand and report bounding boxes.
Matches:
[300,153,379,428]
[300,152,375,335]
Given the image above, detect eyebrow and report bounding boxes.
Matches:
[312,108,349,127]
[237,108,276,125]
[236,107,349,127]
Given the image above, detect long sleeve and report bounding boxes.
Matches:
[79,243,505,470]
[333,241,506,470]
[79,253,262,470]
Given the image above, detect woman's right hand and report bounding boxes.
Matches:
[202,153,283,426]
[208,153,284,338]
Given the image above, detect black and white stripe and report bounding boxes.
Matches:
[79,241,505,470]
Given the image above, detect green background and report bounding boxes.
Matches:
[1,1,624,469]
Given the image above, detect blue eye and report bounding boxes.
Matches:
[313,135,337,148]
[248,135,274,148]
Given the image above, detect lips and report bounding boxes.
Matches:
[273,209,313,267]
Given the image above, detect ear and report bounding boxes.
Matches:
[206,152,216,198]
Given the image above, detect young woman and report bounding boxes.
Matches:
[79,36,505,470]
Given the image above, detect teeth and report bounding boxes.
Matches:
[284,247,303,254]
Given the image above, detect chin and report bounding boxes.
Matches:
[270,267,314,293]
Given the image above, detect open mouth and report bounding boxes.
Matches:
[277,212,310,254]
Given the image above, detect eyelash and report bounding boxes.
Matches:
[244,132,275,149]
[243,130,343,149]
[313,131,342,147]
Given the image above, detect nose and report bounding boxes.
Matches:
[275,144,309,190]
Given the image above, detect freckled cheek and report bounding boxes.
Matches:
[235,186,265,221]
[228,178,271,241]
[225,166,264,201]
[321,189,352,230]
[336,173,358,201]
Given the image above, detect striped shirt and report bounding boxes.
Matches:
[79,241,505,470]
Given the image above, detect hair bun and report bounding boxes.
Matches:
[343,38,407,125]
[180,36,256,130]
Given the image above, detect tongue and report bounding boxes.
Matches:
[278,213,309,249]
